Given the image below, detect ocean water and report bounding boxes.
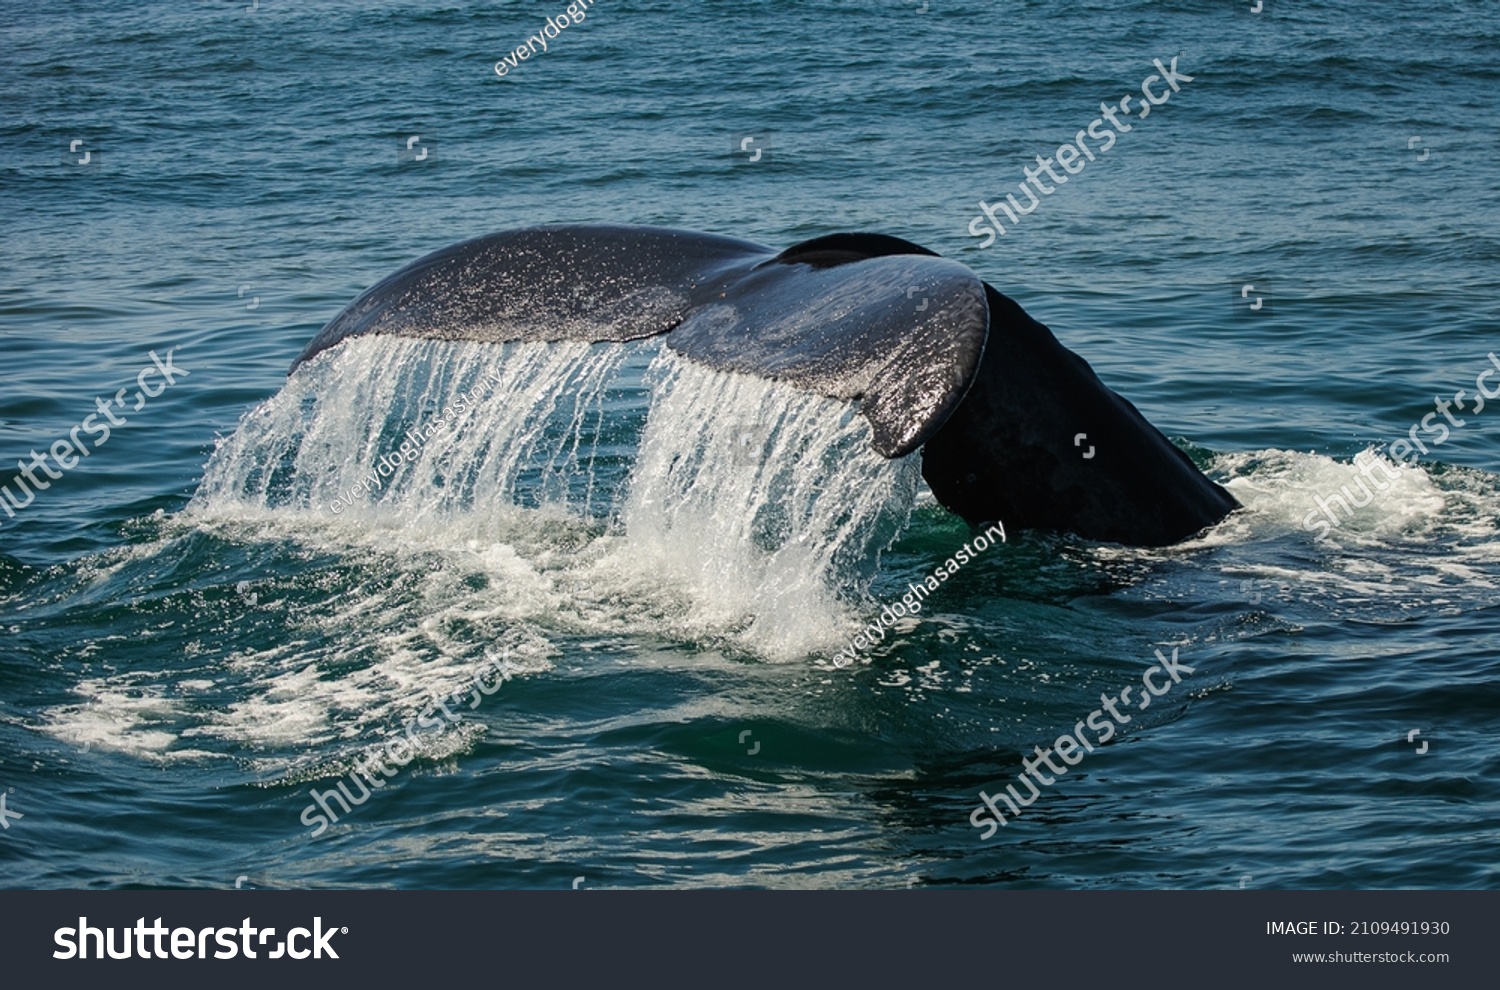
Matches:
[2,0,1497,889]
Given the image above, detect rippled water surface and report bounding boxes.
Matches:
[2,0,1497,889]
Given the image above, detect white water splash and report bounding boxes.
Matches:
[1208,447,1465,546]
[41,335,1500,763]
[616,349,920,657]
[83,335,924,765]
[1174,447,1500,612]
[192,338,919,648]
[195,337,633,526]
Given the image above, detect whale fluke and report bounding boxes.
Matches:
[664,244,988,457]
[292,223,1237,546]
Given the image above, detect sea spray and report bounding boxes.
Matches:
[620,349,921,658]
[192,337,921,660]
[195,337,631,521]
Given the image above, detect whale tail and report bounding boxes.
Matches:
[292,224,1237,546]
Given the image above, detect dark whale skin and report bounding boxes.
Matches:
[919,286,1238,547]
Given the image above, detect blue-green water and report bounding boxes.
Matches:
[2,0,1498,888]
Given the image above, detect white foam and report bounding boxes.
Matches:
[1189,446,1500,609]
[1210,447,1449,545]
[43,337,919,765]
[47,678,199,758]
